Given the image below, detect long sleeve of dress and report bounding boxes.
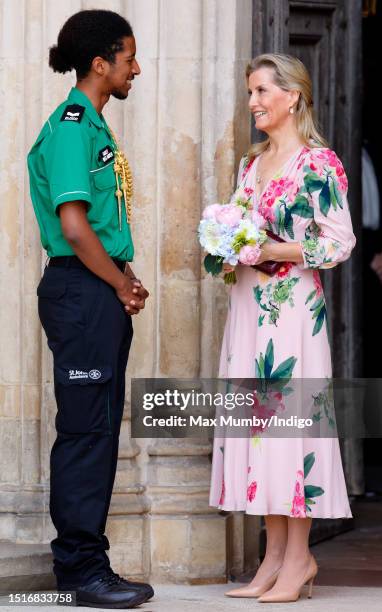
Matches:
[298,148,356,270]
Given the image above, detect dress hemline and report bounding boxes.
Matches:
[209,503,353,520]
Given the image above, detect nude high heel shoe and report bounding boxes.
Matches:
[257,554,318,603]
[224,566,281,598]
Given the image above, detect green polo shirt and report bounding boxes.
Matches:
[27,87,134,260]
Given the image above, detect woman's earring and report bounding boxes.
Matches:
[289,106,294,114]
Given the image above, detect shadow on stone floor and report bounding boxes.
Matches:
[312,496,382,587]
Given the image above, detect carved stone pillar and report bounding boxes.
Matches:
[139,0,253,582]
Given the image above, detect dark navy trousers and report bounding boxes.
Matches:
[37,263,133,589]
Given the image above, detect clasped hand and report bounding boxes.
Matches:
[116,277,149,315]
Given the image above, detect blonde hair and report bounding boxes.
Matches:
[246,53,329,159]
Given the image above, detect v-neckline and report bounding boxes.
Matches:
[253,145,306,202]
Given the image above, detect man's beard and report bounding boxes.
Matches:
[111,89,128,100]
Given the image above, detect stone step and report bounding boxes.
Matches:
[0,542,55,593]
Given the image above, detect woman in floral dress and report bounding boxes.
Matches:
[209,54,356,603]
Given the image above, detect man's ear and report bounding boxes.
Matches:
[91,56,108,77]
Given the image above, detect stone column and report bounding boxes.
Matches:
[133,0,253,582]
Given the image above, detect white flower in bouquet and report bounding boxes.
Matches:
[198,219,224,255]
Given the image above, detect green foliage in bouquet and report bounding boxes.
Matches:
[203,255,237,285]
[203,254,223,276]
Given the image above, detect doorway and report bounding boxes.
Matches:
[361,2,382,497]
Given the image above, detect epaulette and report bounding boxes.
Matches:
[60,104,85,123]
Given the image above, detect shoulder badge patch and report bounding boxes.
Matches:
[60,104,85,123]
[98,145,115,164]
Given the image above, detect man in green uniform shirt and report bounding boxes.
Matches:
[27,9,153,609]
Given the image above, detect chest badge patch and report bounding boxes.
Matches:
[98,145,115,164]
[60,104,85,123]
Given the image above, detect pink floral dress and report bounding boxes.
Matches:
[209,145,356,518]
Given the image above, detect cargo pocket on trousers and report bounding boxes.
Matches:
[54,364,112,435]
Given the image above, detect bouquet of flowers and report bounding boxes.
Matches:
[198,189,267,284]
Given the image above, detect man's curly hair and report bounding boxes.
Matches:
[49,10,133,78]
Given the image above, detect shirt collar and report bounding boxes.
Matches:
[67,87,105,129]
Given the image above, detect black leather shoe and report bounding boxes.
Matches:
[75,573,150,608]
[105,571,154,601]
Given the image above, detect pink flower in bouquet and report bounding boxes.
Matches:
[216,204,243,227]
[238,244,261,265]
[290,470,306,518]
[247,480,258,502]
[202,203,221,221]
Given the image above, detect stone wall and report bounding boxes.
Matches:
[0,0,253,582]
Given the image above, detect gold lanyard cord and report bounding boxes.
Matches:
[109,127,133,230]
